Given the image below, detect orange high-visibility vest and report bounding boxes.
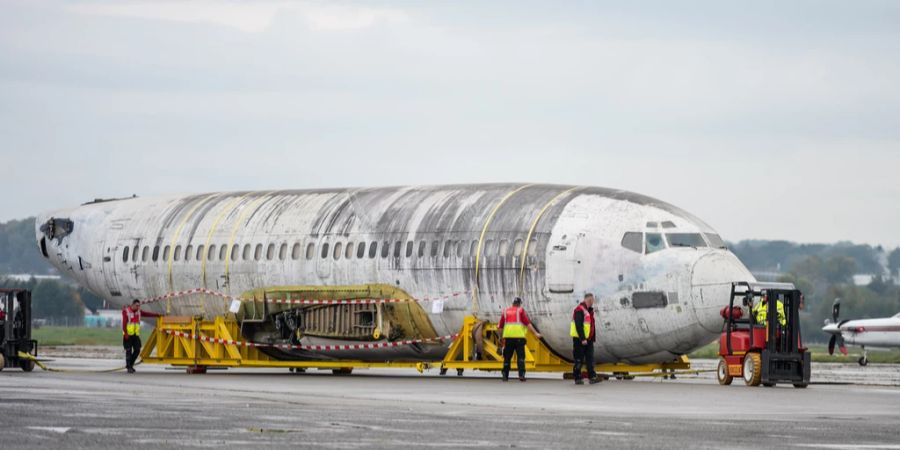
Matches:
[124,308,141,336]
[501,307,527,338]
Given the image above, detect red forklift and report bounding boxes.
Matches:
[0,289,37,372]
[717,282,810,388]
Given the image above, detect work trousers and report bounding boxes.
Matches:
[572,339,596,380]
[502,338,526,379]
[124,335,141,369]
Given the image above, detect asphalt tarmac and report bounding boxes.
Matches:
[1,358,898,449]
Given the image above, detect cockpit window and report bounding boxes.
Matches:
[621,232,643,253]
[704,233,727,249]
[645,233,666,254]
[667,233,707,248]
[661,221,676,229]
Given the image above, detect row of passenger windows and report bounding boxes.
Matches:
[122,238,538,264]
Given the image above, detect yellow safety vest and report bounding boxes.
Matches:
[501,307,528,338]
[753,300,786,326]
[569,304,592,338]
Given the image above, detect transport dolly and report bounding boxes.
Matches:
[717,282,811,388]
[0,289,38,372]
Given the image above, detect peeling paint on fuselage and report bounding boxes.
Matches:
[36,183,754,364]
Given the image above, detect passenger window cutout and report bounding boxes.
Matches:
[443,240,452,258]
[219,244,228,261]
[368,241,378,258]
[266,243,275,260]
[406,241,413,258]
[163,246,170,261]
[430,241,439,257]
[393,241,402,258]
[122,247,129,263]
[381,241,390,258]
[633,292,668,309]
[469,240,478,257]
[279,243,287,260]
[208,245,217,261]
[621,232,643,254]
[645,233,666,254]
[174,245,182,261]
[306,243,315,260]
[346,242,354,259]
[499,240,509,257]
[357,242,366,259]
[185,245,192,262]
[334,242,342,260]
[143,246,150,262]
[231,244,239,262]
[292,243,302,260]
[418,241,426,258]
[321,243,330,259]
[513,239,524,258]
[456,240,464,258]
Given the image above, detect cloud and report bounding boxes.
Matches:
[67,0,410,33]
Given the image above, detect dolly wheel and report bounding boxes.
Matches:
[793,383,808,389]
[743,353,762,387]
[716,358,733,385]
[20,359,35,372]
[439,368,448,376]
[456,369,464,377]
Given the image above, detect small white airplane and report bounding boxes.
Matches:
[822,298,900,366]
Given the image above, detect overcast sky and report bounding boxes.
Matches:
[1,1,899,248]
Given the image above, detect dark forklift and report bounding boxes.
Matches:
[717,282,811,388]
[0,289,38,372]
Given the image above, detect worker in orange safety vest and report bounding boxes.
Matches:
[122,299,159,373]
[498,297,542,382]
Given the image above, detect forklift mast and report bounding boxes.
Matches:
[0,289,37,371]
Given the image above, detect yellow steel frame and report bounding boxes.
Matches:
[140,315,692,376]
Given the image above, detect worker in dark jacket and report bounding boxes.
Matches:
[571,293,600,385]
[498,297,542,382]
[122,299,159,373]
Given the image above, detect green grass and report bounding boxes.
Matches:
[689,341,900,364]
[32,326,127,346]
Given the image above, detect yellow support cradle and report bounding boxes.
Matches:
[141,315,692,377]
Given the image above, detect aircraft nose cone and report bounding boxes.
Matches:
[822,322,841,335]
[690,251,755,333]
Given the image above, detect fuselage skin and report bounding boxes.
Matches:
[823,315,900,349]
[36,184,754,364]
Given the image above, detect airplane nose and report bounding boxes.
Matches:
[822,322,841,335]
[690,251,755,333]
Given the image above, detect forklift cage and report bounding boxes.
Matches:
[0,289,38,371]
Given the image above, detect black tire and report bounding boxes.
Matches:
[456,369,464,377]
[858,357,869,367]
[20,359,35,372]
[763,382,776,387]
[793,383,808,389]
[439,368,448,376]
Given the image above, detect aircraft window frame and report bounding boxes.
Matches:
[163,245,170,261]
[406,241,413,258]
[266,243,275,260]
[279,243,287,260]
[443,240,452,258]
[456,240,464,258]
[231,244,239,262]
[334,242,342,260]
[513,239,524,258]
[393,241,402,258]
[292,243,302,260]
[143,246,150,262]
[621,232,643,254]
[646,222,658,228]
[368,241,378,258]
[151,246,159,262]
[196,245,204,261]
[430,241,439,257]
[345,242,354,259]
[174,245,182,261]
[645,233,666,254]
[321,242,330,259]
[357,242,366,259]
[499,240,509,257]
[469,240,478,257]
[704,233,727,249]
[662,221,677,229]
[208,245,217,261]
[242,244,251,261]
[185,245,193,262]
[254,244,263,261]
[418,241,426,258]
[220,244,228,261]
[666,233,708,248]
[306,243,315,260]
[381,241,390,258]
[122,246,129,263]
